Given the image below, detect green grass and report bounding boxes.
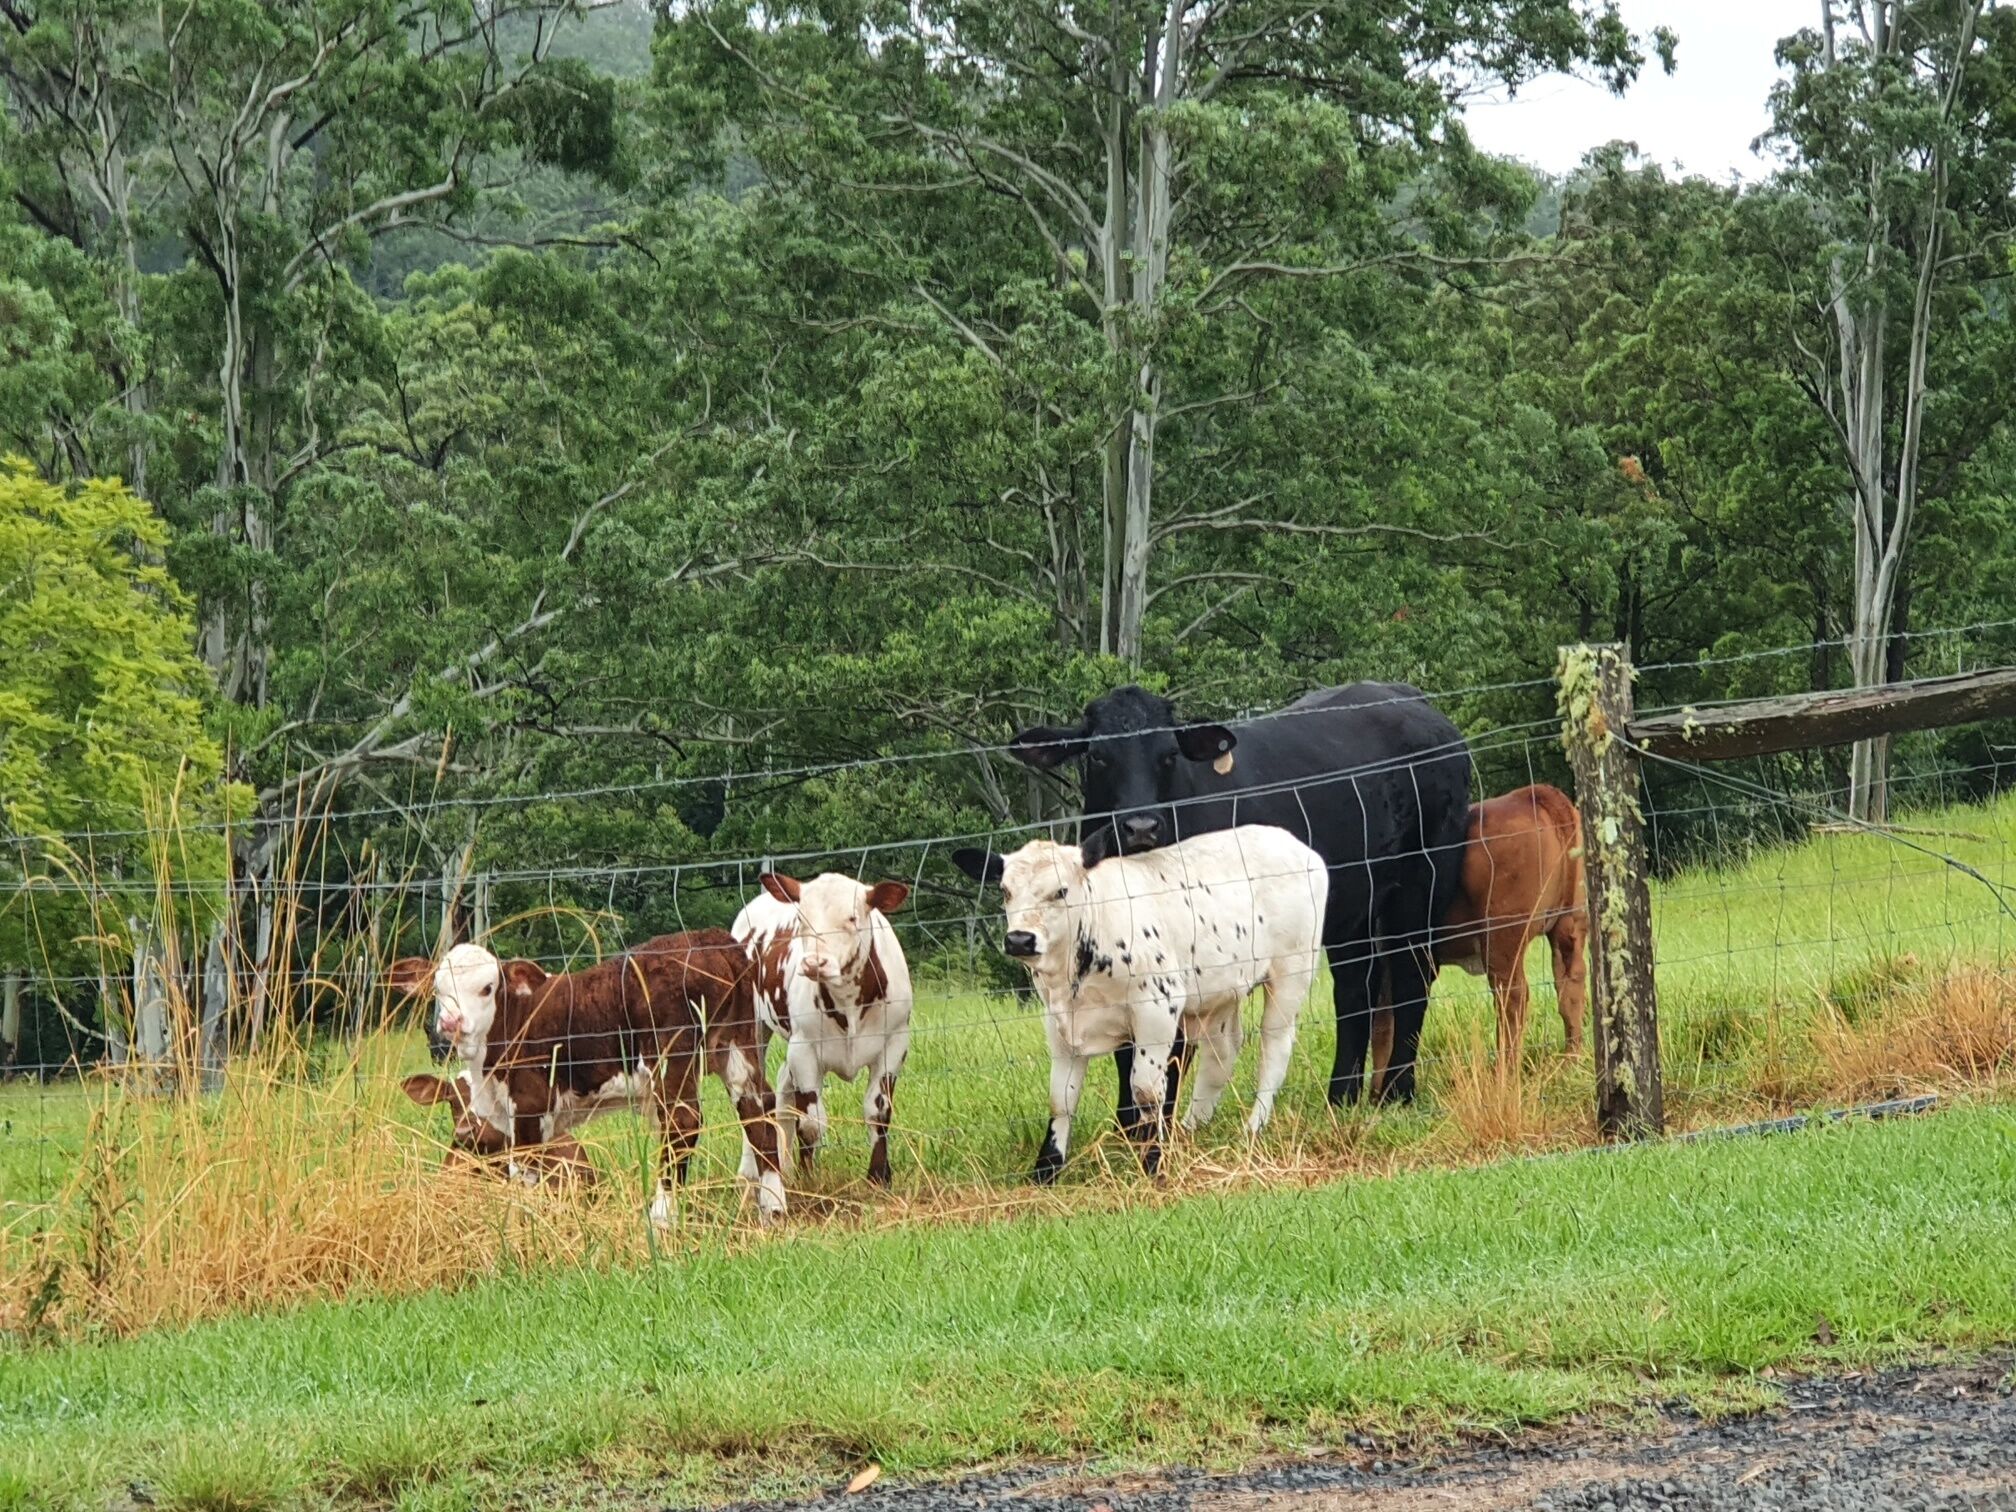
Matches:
[12,784,2013,1215]
[4,791,2016,1506]
[2,1105,2013,1510]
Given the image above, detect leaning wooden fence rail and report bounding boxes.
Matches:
[1554,645,2016,1142]
[1627,664,2016,762]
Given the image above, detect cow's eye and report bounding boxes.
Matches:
[1051,886,1068,901]
[1158,751,1177,771]
[1086,750,1108,770]
[482,984,493,997]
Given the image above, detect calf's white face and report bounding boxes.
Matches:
[994,841,1088,968]
[432,942,505,1049]
[760,872,909,982]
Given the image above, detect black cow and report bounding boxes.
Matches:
[960,683,1471,1135]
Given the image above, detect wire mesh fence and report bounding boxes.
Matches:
[5,632,2016,1338]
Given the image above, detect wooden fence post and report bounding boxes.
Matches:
[1558,642,1664,1139]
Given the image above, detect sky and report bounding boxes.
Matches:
[1463,0,1819,183]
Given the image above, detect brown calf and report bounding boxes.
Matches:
[1373,784,1588,1087]
[388,929,786,1223]
[402,1070,598,1188]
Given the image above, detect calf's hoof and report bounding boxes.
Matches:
[647,1189,678,1230]
[753,1169,787,1225]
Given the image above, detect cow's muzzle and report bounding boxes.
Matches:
[1119,814,1163,853]
[1004,930,1039,959]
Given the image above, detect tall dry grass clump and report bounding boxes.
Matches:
[0,1062,666,1339]
[1427,1019,1582,1156]
[1812,961,2016,1102]
[0,797,687,1340]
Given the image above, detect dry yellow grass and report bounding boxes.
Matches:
[12,782,2016,1344]
[10,949,2012,1343]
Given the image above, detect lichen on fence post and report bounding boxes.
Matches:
[1557,642,1664,1139]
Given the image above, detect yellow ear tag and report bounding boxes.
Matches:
[1212,751,1235,776]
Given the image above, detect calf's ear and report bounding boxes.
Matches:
[759,872,802,904]
[384,957,436,998]
[1007,722,1088,770]
[1175,722,1236,764]
[865,881,910,915]
[951,848,1004,886]
[402,1073,452,1107]
[501,959,549,999]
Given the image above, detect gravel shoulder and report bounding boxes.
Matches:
[720,1355,2016,1512]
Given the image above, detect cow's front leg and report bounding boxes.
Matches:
[781,1038,826,1176]
[1035,1048,1090,1185]
[1126,999,1181,1177]
[864,1024,909,1187]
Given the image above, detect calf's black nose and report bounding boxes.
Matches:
[1121,814,1161,850]
[1004,930,1038,958]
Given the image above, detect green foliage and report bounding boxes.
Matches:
[0,459,241,972]
[2,0,2016,982]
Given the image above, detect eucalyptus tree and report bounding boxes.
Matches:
[656,0,1670,665]
[1767,0,2016,818]
[1,0,629,708]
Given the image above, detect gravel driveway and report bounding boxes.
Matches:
[718,1355,2016,1512]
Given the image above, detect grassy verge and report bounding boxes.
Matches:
[5,791,2016,1340]
[3,1104,2013,1511]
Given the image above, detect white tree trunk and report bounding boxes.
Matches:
[130,918,171,1090]
[200,924,231,1092]
[1,970,21,1075]
[1111,0,1185,666]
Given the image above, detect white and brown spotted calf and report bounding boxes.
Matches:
[954,825,1328,1182]
[732,872,913,1185]
[387,929,786,1224]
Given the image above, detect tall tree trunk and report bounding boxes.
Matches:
[1,969,20,1076]
[200,923,231,1093]
[207,207,248,687]
[1098,32,1130,661]
[94,124,149,499]
[1112,0,1184,667]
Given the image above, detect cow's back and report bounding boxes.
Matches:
[1441,785,1583,968]
[1175,683,1470,897]
[1093,827,1327,1009]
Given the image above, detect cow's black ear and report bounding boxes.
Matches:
[1175,722,1237,762]
[1007,722,1088,770]
[951,847,1004,886]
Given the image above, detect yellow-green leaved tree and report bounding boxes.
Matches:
[0,457,244,1074]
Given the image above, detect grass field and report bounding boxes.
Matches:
[2,1106,2014,1511]
[3,794,2016,1507]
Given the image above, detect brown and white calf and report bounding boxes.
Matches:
[401,1069,598,1188]
[387,929,785,1224]
[732,873,913,1185]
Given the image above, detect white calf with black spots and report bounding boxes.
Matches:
[955,825,1328,1181]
